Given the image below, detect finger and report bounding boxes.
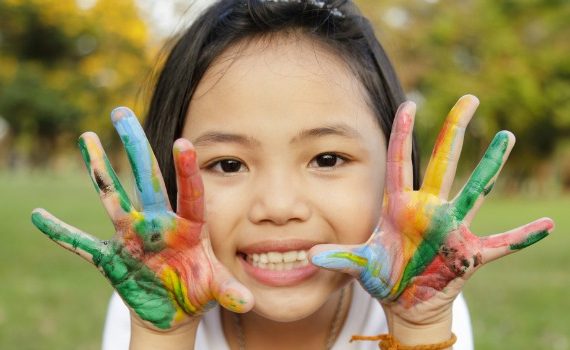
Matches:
[210,260,254,314]
[421,95,479,198]
[78,132,134,221]
[173,139,204,223]
[31,208,107,266]
[385,101,416,195]
[111,107,171,212]
[480,217,554,263]
[452,130,515,222]
[311,243,395,299]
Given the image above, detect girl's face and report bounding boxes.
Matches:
[183,34,386,321]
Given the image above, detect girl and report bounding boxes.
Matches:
[31,0,554,349]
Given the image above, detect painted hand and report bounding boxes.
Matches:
[310,95,554,322]
[31,107,253,330]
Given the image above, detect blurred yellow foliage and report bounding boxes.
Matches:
[0,0,153,167]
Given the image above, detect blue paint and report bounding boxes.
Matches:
[111,107,167,212]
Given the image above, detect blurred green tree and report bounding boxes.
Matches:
[0,0,152,168]
[356,0,570,187]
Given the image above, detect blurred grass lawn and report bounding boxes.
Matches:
[0,171,568,349]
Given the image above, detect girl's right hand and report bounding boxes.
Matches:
[31,107,253,331]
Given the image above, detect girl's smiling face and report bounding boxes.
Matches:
[183,34,386,321]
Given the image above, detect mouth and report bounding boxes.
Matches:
[246,250,310,270]
[238,240,320,287]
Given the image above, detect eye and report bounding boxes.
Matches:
[309,153,347,169]
[206,159,247,174]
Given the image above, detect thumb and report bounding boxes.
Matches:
[311,243,396,300]
[210,259,254,314]
[309,243,367,278]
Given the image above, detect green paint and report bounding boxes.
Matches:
[395,205,456,297]
[97,242,177,329]
[78,137,92,166]
[133,215,170,252]
[103,156,132,213]
[77,138,99,193]
[122,135,143,193]
[509,230,549,250]
[32,211,104,262]
[78,138,133,213]
[329,251,368,267]
[167,269,196,315]
[454,131,509,221]
[32,212,180,329]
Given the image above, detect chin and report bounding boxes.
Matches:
[245,270,349,322]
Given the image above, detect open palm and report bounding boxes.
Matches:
[311,96,554,323]
[32,108,253,330]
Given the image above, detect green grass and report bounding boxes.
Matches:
[1,171,568,349]
[0,170,115,350]
[466,195,570,350]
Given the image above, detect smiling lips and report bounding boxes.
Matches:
[238,240,321,287]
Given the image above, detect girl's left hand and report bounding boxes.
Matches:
[310,95,554,326]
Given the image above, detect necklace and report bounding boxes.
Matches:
[233,286,348,350]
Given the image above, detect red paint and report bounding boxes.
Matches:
[481,218,554,249]
[176,146,205,222]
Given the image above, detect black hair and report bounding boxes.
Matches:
[144,0,420,209]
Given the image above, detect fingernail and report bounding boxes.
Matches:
[111,107,136,122]
[395,101,415,132]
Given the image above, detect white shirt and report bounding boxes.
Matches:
[102,283,473,349]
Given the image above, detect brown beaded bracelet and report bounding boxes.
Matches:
[350,333,457,350]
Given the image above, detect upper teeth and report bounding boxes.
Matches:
[250,250,308,264]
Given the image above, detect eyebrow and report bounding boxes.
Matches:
[192,123,362,147]
[192,132,261,147]
[292,123,362,144]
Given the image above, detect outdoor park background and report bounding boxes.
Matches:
[0,0,568,349]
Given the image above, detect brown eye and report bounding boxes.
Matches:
[309,153,347,168]
[208,159,247,174]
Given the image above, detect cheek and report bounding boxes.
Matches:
[318,169,385,245]
[201,183,242,263]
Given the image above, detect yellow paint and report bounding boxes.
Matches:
[161,266,198,315]
[422,100,467,195]
[148,143,162,193]
[130,211,144,221]
[389,193,436,296]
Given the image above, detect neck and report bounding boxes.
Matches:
[221,285,352,350]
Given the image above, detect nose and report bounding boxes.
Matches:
[247,169,311,225]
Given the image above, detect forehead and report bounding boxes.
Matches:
[185,33,380,139]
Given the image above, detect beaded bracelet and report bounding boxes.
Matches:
[350,333,457,350]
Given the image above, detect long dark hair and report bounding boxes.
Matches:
[144,0,420,209]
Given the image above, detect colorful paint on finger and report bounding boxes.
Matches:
[78,135,133,214]
[453,130,511,221]
[422,100,467,195]
[111,107,169,211]
[174,145,205,222]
